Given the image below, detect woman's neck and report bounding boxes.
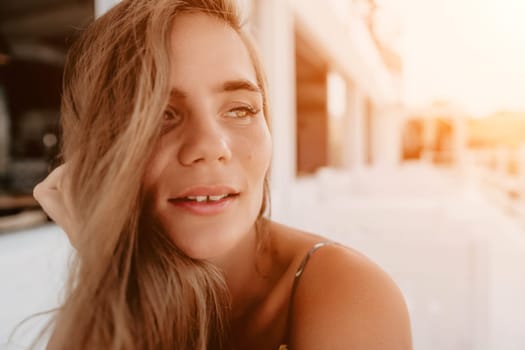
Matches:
[215,221,299,350]
[212,222,278,320]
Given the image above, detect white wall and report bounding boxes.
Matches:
[372,104,403,168]
[251,0,297,221]
[343,83,366,170]
[0,225,71,348]
[94,0,121,17]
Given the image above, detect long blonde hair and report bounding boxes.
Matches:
[47,1,270,349]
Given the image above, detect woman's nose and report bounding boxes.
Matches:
[177,118,233,166]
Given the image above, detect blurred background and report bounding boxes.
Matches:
[1,0,525,349]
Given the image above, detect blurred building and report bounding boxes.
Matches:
[244,0,405,219]
[401,101,468,167]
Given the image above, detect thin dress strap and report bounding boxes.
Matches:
[294,241,334,279]
[279,241,336,350]
[290,241,335,299]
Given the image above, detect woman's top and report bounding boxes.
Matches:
[278,241,335,350]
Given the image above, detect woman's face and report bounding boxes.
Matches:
[142,12,272,260]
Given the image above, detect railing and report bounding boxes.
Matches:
[466,146,525,219]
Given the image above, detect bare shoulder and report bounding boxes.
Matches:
[282,229,412,349]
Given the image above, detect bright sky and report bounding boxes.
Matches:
[394,0,525,116]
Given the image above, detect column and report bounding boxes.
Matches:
[344,84,365,170]
[252,0,296,221]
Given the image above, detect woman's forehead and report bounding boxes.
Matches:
[168,12,257,91]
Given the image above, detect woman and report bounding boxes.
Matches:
[33,0,412,349]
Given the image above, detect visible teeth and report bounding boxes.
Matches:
[185,194,229,202]
[208,194,228,201]
[186,195,207,202]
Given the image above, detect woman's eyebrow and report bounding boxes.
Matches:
[169,79,261,100]
[218,79,261,94]
[170,88,187,99]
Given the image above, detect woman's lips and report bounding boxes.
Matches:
[168,194,238,215]
[176,185,239,198]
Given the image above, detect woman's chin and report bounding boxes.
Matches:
[167,228,246,261]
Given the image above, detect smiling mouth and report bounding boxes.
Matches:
[170,193,240,203]
[168,192,239,215]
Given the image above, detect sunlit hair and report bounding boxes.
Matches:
[45,0,270,349]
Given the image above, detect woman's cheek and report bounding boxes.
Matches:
[239,126,271,173]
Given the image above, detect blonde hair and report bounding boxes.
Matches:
[46,1,270,349]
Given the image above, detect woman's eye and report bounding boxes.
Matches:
[224,106,260,120]
[163,107,183,126]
